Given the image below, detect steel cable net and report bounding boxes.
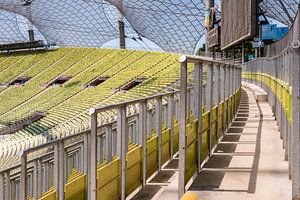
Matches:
[105,0,205,54]
[0,9,28,44]
[260,0,300,26]
[0,0,131,47]
[0,0,205,54]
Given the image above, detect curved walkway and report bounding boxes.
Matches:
[185,86,291,200]
[130,86,292,200]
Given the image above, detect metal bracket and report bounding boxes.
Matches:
[292,40,300,49]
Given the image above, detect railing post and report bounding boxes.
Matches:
[58,141,65,200]
[207,63,214,156]
[215,64,220,142]
[0,173,4,200]
[117,105,127,200]
[33,160,38,200]
[168,95,175,160]
[226,66,230,127]
[105,125,113,162]
[291,9,300,199]
[139,101,147,187]
[90,112,97,200]
[221,65,226,132]
[178,56,187,199]
[194,63,203,172]
[156,97,163,172]
[20,152,27,200]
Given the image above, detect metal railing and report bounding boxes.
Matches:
[243,7,300,200]
[178,55,242,198]
[0,55,242,200]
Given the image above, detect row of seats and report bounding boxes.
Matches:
[0,48,191,169]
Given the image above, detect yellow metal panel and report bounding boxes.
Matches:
[212,106,217,123]
[185,140,197,184]
[65,173,86,200]
[97,177,120,200]
[211,122,217,146]
[201,130,209,161]
[147,135,158,178]
[126,162,142,195]
[202,111,210,132]
[173,123,179,153]
[186,120,198,147]
[97,158,120,189]
[39,189,56,200]
[126,145,142,168]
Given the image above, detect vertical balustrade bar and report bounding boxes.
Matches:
[168,95,175,160]
[20,153,27,200]
[0,173,4,200]
[42,162,47,192]
[83,134,88,174]
[33,160,38,200]
[194,63,203,172]
[58,141,65,200]
[230,66,234,119]
[139,101,147,186]
[90,112,97,200]
[221,66,226,132]
[147,111,152,139]
[215,64,220,142]
[291,9,300,199]
[54,143,59,197]
[105,125,113,162]
[207,63,213,156]
[117,105,127,200]
[178,57,187,199]
[227,66,231,127]
[156,97,163,172]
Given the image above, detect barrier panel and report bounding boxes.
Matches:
[242,7,300,200]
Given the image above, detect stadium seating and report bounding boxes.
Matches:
[0,48,191,169]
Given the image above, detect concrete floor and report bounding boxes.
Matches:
[130,87,292,200]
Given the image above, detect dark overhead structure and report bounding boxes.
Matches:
[220,0,257,50]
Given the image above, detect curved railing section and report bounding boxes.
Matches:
[243,7,300,199]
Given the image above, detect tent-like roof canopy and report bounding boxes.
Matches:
[260,0,299,26]
[0,0,298,54]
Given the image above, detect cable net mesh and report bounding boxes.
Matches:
[0,9,28,43]
[105,0,205,54]
[0,0,205,54]
[0,0,298,53]
[260,0,299,26]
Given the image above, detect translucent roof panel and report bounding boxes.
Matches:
[106,0,206,54]
[260,0,300,26]
[0,9,28,44]
[0,0,123,47]
[0,0,206,54]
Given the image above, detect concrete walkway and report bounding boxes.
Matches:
[130,87,292,200]
[185,87,292,200]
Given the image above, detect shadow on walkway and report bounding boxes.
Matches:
[189,88,262,193]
